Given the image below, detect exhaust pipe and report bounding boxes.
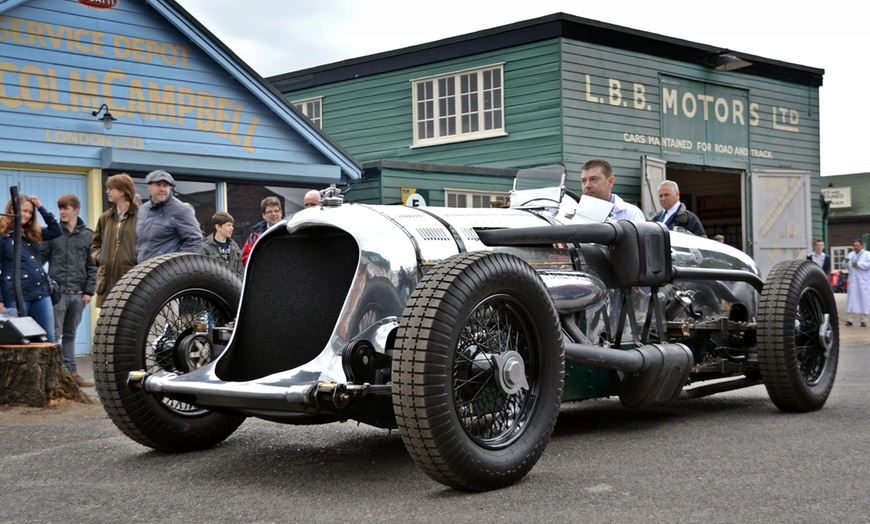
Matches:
[564,341,646,371]
[564,342,693,408]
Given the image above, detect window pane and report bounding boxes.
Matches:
[416,81,435,139]
[292,99,323,129]
[413,65,503,144]
[481,69,503,132]
[438,78,456,137]
[460,72,479,134]
[447,192,505,208]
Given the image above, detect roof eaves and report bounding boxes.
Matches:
[0,0,30,15]
[269,12,823,91]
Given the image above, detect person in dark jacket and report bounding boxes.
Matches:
[241,195,283,266]
[807,239,831,275]
[201,211,243,276]
[136,169,203,262]
[92,173,139,308]
[0,194,62,341]
[653,180,706,237]
[41,194,97,387]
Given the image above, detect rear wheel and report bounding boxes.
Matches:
[93,254,245,451]
[392,252,564,491]
[757,259,838,412]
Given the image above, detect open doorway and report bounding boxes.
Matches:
[642,158,813,278]
[665,165,744,249]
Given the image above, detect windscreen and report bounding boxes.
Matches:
[512,165,566,191]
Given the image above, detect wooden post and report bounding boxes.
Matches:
[0,343,93,407]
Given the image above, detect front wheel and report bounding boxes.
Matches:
[392,252,564,491]
[93,254,245,451]
[757,259,839,412]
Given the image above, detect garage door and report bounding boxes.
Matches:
[750,170,812,280]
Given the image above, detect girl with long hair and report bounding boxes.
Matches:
[0,194,63,340]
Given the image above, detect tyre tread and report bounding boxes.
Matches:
[392,252,564,491]
[757,259,838,412]
[93,253,245,451]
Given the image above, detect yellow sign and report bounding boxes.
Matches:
[401,188,416,205]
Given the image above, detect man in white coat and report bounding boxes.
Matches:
[842,239,870,327]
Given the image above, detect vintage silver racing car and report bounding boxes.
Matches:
[93,167,838,492]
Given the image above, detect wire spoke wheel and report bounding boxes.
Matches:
[793,286,831,385]
[94,254,245,451]
[146,291,234,415]
[392,252,564,491]
[453,295,536,447]
[758,259,838,412]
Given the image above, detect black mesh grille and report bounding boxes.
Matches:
[219,227,358,381]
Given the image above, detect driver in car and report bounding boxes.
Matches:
[580,159,645,222]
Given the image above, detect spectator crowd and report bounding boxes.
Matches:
[1,169,314,386]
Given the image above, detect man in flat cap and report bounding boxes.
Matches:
[136,169,203,262]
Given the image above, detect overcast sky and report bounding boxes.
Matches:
[174,0,866,176]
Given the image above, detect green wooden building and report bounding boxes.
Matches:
[822,173,870,266]
[270,13,824,278]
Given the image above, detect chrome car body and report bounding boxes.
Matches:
[95,167,838,491]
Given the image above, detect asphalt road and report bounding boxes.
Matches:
[2,294,868,524]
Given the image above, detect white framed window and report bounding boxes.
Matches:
[831,246,849,270]
[445,189,509,208]
[412,64,505,147]
[292,97,322,129]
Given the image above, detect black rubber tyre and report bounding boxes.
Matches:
[392,252,564,491]
[757,259,839,412]
[93,254,245,451]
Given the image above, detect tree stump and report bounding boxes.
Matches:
[0,343,92,407]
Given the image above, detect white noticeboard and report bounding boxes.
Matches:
[821,187,851,209]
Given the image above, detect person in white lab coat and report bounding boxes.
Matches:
[842,239,870,327]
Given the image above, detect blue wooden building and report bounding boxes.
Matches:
[1,0,361,356]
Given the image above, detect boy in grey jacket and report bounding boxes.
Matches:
[201,211,243,277]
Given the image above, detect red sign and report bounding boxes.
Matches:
[78,0,119,9]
